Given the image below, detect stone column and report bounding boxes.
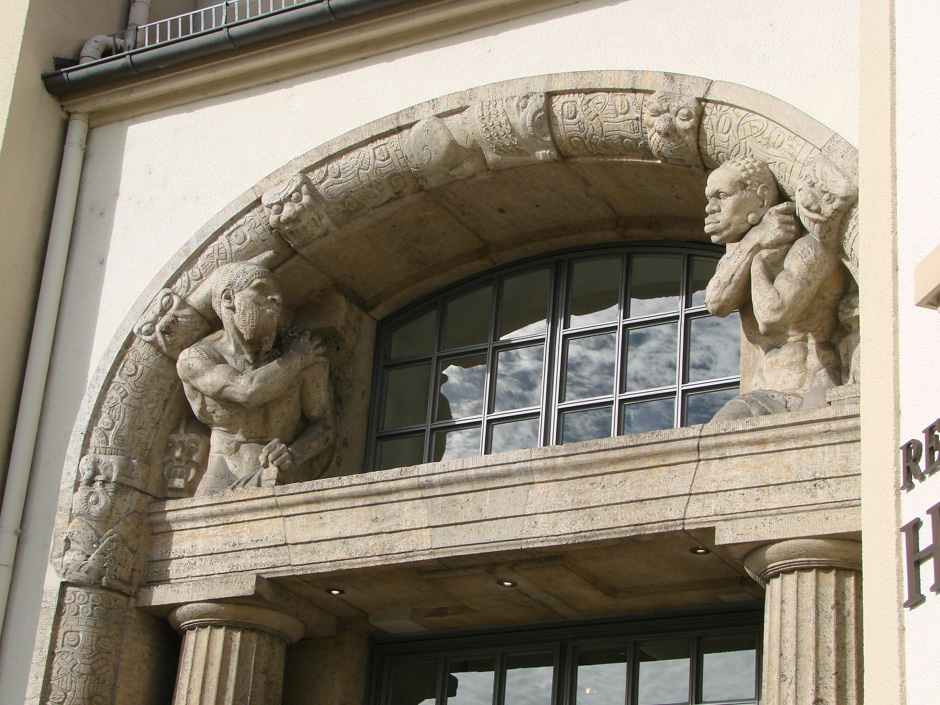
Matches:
[170,602,305,705]
[744,538,862,705]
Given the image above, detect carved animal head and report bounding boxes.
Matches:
[262,174,330,241]
[643,92,703,166]
[704,157,781,244]
[796,155,856,226]
[134,289,205,360]
[163,418,210,490]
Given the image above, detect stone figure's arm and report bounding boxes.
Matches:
[705,202,801,318]
[177,338,319,408]
[290,359,336,476]
[750,233,837,337]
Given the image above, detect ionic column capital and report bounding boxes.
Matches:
[743,538,861,586]
[169,601,305,644]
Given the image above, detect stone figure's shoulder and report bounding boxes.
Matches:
[177,333,227,372]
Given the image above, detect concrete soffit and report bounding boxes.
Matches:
[30,70,861,701]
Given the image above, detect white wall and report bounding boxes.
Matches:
[897,1,940,700]
[1,0,860,702]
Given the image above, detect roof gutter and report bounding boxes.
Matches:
[42,0,412,97]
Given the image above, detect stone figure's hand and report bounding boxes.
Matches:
[259,439,294,471]
[285,330,326,367]
[752,201,799,250]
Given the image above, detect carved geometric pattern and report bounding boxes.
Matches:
[550,91,648,159]
[700,102,817,197]
[172,209,293,299]
[308,134,421,224]
[46,587,126,705]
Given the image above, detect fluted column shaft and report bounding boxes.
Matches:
[170,603,305,705]
[744,538,862,705]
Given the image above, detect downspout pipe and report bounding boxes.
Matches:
[0,112,88,639]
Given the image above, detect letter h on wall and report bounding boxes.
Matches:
[901,501,940,608]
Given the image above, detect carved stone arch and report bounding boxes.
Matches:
[39,70,857,705]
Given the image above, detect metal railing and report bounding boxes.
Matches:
[103,0,320,57]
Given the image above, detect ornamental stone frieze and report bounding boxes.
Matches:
[33,72,860,705]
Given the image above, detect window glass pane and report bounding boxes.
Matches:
[574,647,627,705]
[437,355,487,421]
[500,267,551,339]
[391,310,437,359]
[637,641,690,705]
[564,332,617,401]
[560,406,612,444]
[387,658,438,705]
[687,314,740,382]
[624,323,678,392]
[377,435,425,470]
[493,345,545,412]
[444,285,494,350]
[689,259,716,308]
[433,426,482,462]
[629,256,682,317]
[490,417,540,454]
[383,364,431,430]
[621,397,675,435]
[700,635,758,702]
[568,257,622,328]
[446,657,495,705]
[505,652,554,705]
[685,387,739,426]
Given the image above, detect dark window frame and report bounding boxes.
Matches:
[367,605,763,705]
[367,242,739,471]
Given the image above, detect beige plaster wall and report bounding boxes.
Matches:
[895,0,940,701]
[1,1,861,703]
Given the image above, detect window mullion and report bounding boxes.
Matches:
[612,252,628,437]
[675,254,690,428]
[546,259,566,447]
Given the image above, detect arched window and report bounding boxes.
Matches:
[369,244,740,471]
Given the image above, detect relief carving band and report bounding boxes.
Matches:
[704,156,852,419]
[176,262,335,493]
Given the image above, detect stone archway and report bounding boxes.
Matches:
[33,71,858,705]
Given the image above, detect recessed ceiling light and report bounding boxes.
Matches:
[496,579,517,587]
[690,546,711,555]
[327,588,345,595]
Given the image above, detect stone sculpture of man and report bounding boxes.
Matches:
[177,262,335,493]
[704,156,847,419]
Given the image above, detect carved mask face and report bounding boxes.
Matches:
[228,274,282,346]
[644,93,702,166]
[796,158,854,224]
[704,164,767,243]
[136,290,200,359]
[262,175,327,239]
[163,422,210,488]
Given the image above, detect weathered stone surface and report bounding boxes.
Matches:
[176,262,335,494]
[134,289,211,361]
[745,539,862,705]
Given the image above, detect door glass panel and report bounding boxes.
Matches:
[637,640,690,705]
[700,635,758,703]
[387,658,438,705]
[446,657,496,705]
[493,345,545,412]
[390,310,437,359]
[437,355,487,421]
[573,647,627,705]
[560,406,612,444]
[505,652,554,705]
[568,257,622,328]
[490,417,540,454]
[687,313,741,382]
[623,322,678,392]
[689,259,716,308]
[629,256,682,317]
[564,332,617,401]
[500,267,551,339]
[383,364,431,430]
[433,426,482,462]
[620,397,675,435]
[377,435,425,470]
[444,285,494,350]
[685,387,739,426]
